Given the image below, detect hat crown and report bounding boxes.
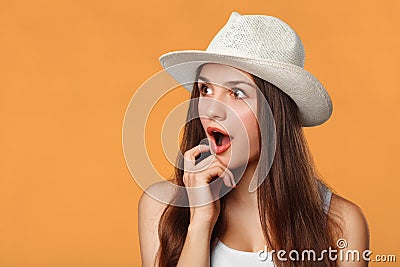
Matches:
[206,12,305,67]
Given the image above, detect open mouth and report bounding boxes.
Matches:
[212,131,231,146]
[207,127,232,154]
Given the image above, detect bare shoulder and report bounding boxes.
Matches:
[330,193,370,233]
[138,180,176,213]
[330,193,370,266]
[138,181,177,267]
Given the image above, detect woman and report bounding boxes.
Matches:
[138,12,369,266]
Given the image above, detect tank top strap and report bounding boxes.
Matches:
[317,180,332,215]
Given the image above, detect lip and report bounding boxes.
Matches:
[206,126,229,137]
[206,126,232,154]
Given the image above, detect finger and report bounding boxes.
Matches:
[196,151,230,170]
[231,174,236,188]
[205,166,234,188]
[224,168,236,188]
[220,173,233,188]
[200,159,235,187]
[196,144,211,154]
[191,152,215,171]
[222,168,236,188]
[183,144,211,170]
[191,154,227,175]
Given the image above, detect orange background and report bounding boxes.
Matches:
[1,0,399,266]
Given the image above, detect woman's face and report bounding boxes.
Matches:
[197,63,260,170]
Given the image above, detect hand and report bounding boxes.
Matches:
[183,144,236,227]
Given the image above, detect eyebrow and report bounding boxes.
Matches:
[197,76,256,89]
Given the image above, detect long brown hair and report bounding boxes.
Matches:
[155,65,343,266]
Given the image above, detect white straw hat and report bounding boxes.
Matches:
[159,12,333,127]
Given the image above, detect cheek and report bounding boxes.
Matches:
[239,109,259,142]
[226,109,259,168]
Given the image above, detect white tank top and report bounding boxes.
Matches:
[210,182,332,266]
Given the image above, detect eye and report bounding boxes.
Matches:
[198,83,213,96]
[230,88,247,99]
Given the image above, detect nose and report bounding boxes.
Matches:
[204,89,227,121]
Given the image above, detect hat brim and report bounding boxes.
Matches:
[159,50,332,127]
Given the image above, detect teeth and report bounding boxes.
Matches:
[212,130,225,135]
